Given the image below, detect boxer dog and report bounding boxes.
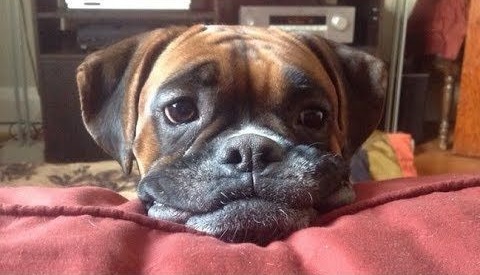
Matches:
[76,25,386,244]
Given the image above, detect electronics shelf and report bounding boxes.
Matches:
[36,10,216,21]
[32,0,219,162]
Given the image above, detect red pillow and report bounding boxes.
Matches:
[1,174,479,274]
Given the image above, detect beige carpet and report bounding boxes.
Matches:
[0,160,139,200]
[0,131,139,200]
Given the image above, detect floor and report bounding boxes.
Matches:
[415,139,480,176]
[0,127,44,163]
[0,139,44,163]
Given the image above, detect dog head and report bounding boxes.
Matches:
[77,25,386,244]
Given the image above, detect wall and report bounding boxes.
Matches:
[0,0,41,124]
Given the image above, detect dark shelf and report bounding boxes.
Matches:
[36,9,216,22]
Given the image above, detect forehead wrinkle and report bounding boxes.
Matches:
[146,27,251,85]
[231,38,253,121]
[227,36,286,111]
[155,60,217,90]
[152,26,325,92]
[244,42,328,107]
[248,51,276,105]
[238,30,330,84]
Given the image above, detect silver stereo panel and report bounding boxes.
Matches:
[240,6,355,44]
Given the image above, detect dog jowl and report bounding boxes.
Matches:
[76,25,386,244]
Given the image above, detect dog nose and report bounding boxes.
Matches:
[218,135,284,172]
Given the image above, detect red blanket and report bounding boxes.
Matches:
[1,174,480,274]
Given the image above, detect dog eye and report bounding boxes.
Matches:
[164,100,198,125]
[298,109,325,129]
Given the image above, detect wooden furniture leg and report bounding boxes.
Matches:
[439,74,454,150]
[435,58,459,150]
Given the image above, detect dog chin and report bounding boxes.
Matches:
[147,182,354,244]
[148,198,316,244]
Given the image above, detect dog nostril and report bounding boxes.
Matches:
[223,149,243,164]
[258,146,283,163]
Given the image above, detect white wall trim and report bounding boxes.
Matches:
[0,86,42,123]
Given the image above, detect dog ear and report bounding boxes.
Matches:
[76,26,190,173]
[292,32,387,158]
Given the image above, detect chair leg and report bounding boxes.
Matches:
[438,74,454,150]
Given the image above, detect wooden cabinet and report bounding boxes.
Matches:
[453,0,480,157]
[38,54,109,162]
[32,0,219,162]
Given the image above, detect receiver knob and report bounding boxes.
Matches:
[330,15,349,31]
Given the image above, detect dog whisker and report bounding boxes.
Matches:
[252,216,262,224]
[220,191,229,199]
[272,215,279,227]
[219,228,228,240]
[253,153,264,158]
[306,142,325,149]
[268,225,279,242]
[242,228,249,243]
[232,224,240,242]
[307,191,314,205]
[278,208,289,220]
